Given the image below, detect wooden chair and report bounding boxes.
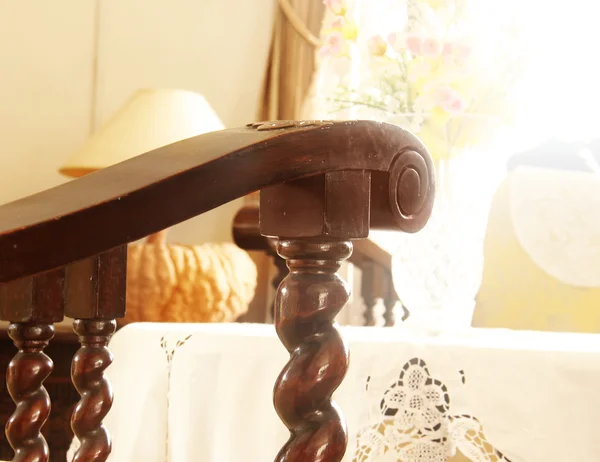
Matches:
[233,203,408,326]
[0,120,434,462]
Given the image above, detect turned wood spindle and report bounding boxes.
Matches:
[360,262,388,327]
[268,238,290,321]
[70,320,116,462]
[383,294,397,327]
[0,268,65,462]
[363,301,376,327]
[6,323,55,462]
[65,245,127,462]
[273,239,352,462]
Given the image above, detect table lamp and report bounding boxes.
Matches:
[59,89,257,325]
[60,88,224,176]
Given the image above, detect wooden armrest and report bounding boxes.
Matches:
[233,203,392,269]
[0,120,434,283]
[0,119,435,462]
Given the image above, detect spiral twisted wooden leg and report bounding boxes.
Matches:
[6,322,55,462]
[273,239,352,462]
[70,319,116,462]
[383,292,397,327]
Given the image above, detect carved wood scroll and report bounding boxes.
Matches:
[256,120,435,461]
[0,120,434,283]
[0,119,435,462]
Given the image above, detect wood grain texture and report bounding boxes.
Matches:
[65,248,125,461]
[383,290,399,326]
[5,323,55,462]
[0,331,80,461]
[0,120,434,283]
[64,247,127,321]
[233,203,404,326]
[273,239,352,462]
[0,271,65,460]
[70,319,116,462]
[0,269,65,324]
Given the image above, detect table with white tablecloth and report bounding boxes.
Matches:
[65,323,600,461]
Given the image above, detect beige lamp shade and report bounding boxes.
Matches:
[60,88,224,177]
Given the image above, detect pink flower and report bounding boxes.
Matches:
[319,32,345,57]
[330,17,344,30]
[368,35,388,56]
[454,43,472,62]
[389,33,443,57]
[422,37,443,56]
[442,42,454,56]
[324,0,346,16]
[433,85,454,105]
[405,34,424,55]
[388,32,406,54]
[442,40,472,66]
[445,97,466,113]
[433,85,466,114]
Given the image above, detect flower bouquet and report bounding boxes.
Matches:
[320,0,522,163]
[316,0,524,326]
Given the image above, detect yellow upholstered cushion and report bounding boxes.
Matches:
[472,175,600,333]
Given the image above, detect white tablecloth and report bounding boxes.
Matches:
[66,323,600,461]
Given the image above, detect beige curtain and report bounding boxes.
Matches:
[259,0,325,121]
[243,1,325,323]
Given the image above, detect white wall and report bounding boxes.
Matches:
[0,0,276,243]
[0,1,96,204]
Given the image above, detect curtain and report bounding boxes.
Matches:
[258,0,325,121]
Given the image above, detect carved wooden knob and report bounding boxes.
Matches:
[388,149,436,233]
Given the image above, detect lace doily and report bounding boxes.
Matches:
[67,333,194,462]
[509,166,600,288]
[353,358,512,462]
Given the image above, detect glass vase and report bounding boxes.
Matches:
[390,149,501,329]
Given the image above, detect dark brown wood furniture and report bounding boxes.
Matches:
[0,324,79,461]
[233,203,408,325]
[0,120,434,462]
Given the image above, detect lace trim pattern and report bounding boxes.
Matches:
[353,358,513,462]
[510,166,600,288]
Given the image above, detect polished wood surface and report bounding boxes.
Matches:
[0,329,79,461]
[0,120,433,283]
[0,119,435,462]
[273,239,351,462]
[257,131,436,459]
[64,247,127,321]
[0,270,65,460]
[5,323,54,462]
[66,247,126,461]
[233,204,408,325]
[71,319,116,462]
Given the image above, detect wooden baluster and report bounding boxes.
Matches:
[361,262,377,327]
[6,324,54,462]
[268,239,290,322]
[273,239,351,462]
[383,287,397,327]
[65,245,127,462]
[400,302,410,322]
[0,269,65,462]
[383,272,409,325]
[360,262,387,327]
[261,170,372,461]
